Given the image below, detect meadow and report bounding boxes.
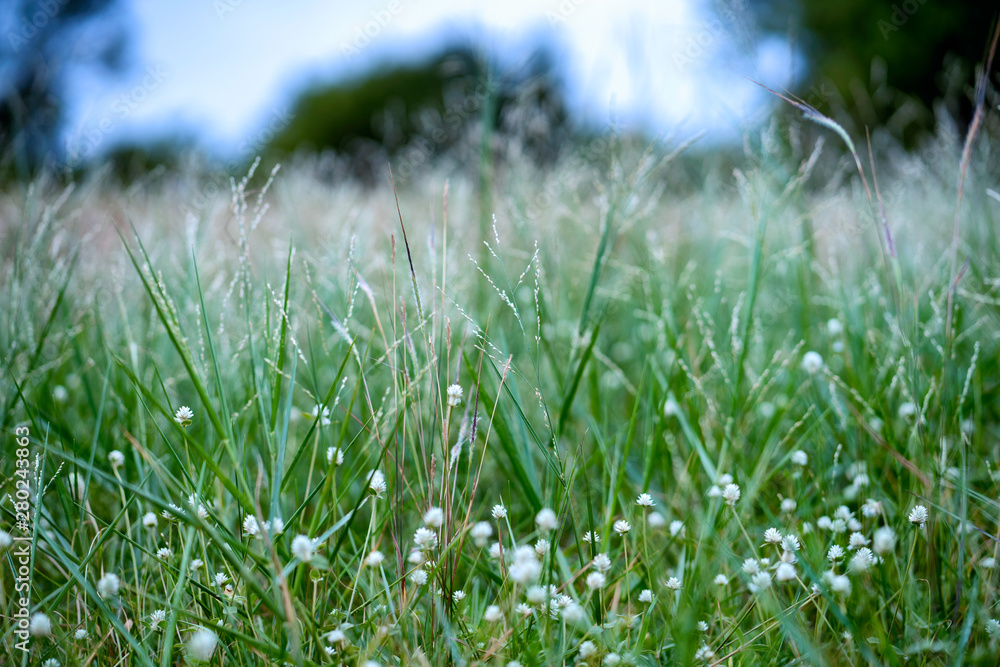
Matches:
[2,92,1000,666]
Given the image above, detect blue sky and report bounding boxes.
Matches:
[61,0,799,160]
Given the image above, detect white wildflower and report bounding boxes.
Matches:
[613,519,631,535]
[291,534,316,562]
[187,627,218,662]
[108,450,125,469]
[97,572,120,598]
[535,508,558,531]
[446,384,464,407]
[801,351,823,374]
[174,406,194,426]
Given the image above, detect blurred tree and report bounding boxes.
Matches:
[746,0,996,138]
[0,0,128,174]
[264,44,570,183]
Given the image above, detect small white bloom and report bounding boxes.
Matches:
[326,447,344,466]
[142,512,158,529]
[648,512,666,528]
[366,550,385,567]
[603,653,621,666]
[592,553,612,572]
[830,574,852,597]
[714,574,728,586]
[190,559,203,571]
[663,397,680,416]
[562,602,586,624]
[43,659,60,667]
[509,545,541,584]
[763,527,782,545]
[849,548,875,573]
[446,384,464,407]
[586,571,607,590]
[471,521,493,546]
[782,535,801,552]
[492,504,507,520]
[873,526,897,555]
[515,602,533,617]
[489,542,503,559]
[108,450,125,469]
[74,628,89,640]
[780,498,797,513]
[291,534,316,562]
[638,589,654,603]
[534,538,551,556]
[801,351,823,374]
[453,590,467,603]
[636,493,655,507]
[742,558,761,575]
[484,605,502,622]
[408,569,428,586]
[368,470,387,497]
[981,557,997,569]
[311,405,331,425]
[827,545,845,561]
[97,572,120,598]
[849,532,870,549]
[862,498,882,517]
[722,483,741,506]
[909,505,928,528]
[750,571,772,593]
[243,515,260,537]
[697,620,709,632]
[817,516,832,530]
[413,527,438,551]
[579,640,598,659]
[582,531,601,544]
[187,627,218,662]
[669,520,684,537]
[898,402,916,420]
[613,519,631,535]
[30,613,52,636]
[986,618,1000,638]
[423,507,444,528]
[535,508,558,531]
[156,547,172,561]
[526,585,547,604]
[790,450,808,466]
[214,572,229,586]
[150,609,167,626]
[827,318,843,336]
[775,562,796,582]
[174,406,194,426]
[665,576,682,590]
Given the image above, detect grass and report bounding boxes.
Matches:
[2,92,1000,666]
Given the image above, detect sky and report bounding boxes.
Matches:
[61,0,800,160]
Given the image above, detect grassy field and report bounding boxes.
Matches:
[3,99,1000,666]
